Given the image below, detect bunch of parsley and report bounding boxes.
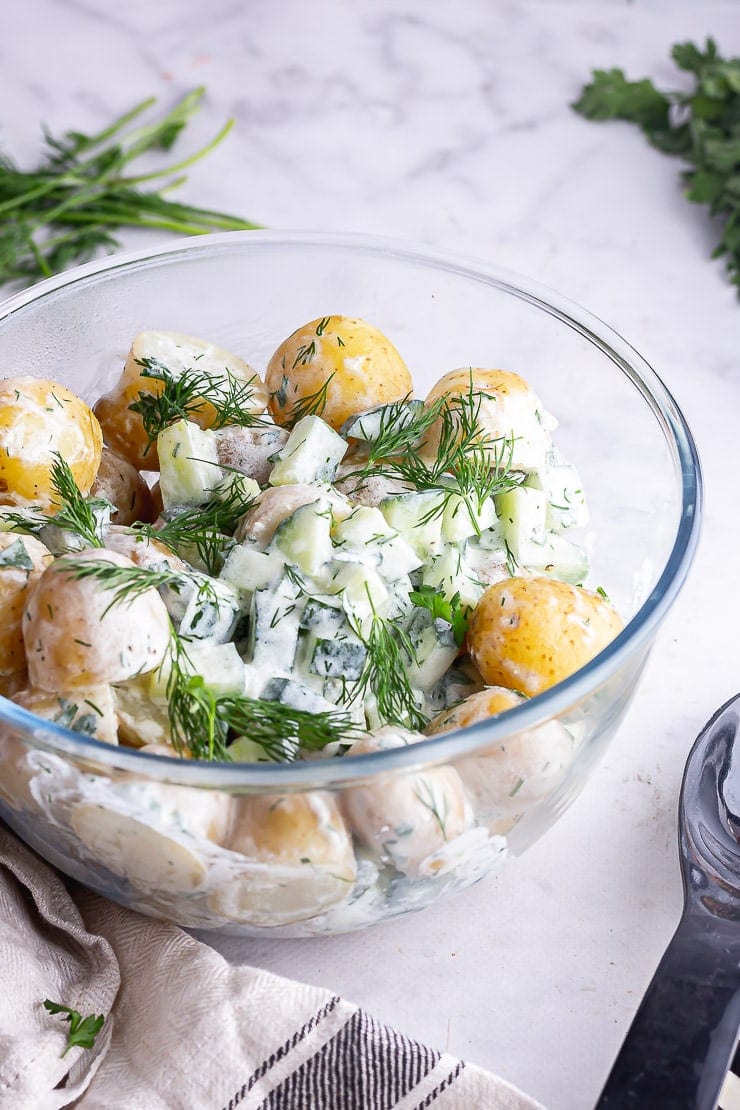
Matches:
[573,38,740,292]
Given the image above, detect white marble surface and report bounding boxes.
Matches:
[5,2,740,1107]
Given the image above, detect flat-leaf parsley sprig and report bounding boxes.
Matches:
[573,38,740,293]
[129,359,268,449]
[43,999,105,1058]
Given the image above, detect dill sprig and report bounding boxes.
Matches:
[0,88,260,287]
[163,633,359,761]
[345,383,523,533]
[49,454,106,547]
[130,478,257,575]
[129,359,267,449]
[57,554,213,613]
[351,611,428,732]
[281,372,336,429]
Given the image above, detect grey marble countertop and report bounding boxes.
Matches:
[5,3,740,1107]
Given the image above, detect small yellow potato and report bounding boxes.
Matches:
[12,683,119,746]
[426,685,576,832]
[90,446,156,525]
[70,782,233,895]
[341,726,470,878]
[102,525,186,573]
[468,576,624,697]
[0,377,103,507]
[209,792,357,925]
[265,315,413,431]
[0,533,53,676]
[23,548,171,691]
[424,368,556,473]
[93,330,268,471]
[114,679,176,750]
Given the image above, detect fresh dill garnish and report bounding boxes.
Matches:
[345,382,523,533]
[162,632,358,761]
[57,554,213,614]
[350,610,428,731]
[49,454,106,547]
[409,585,470,647]
[0,88,260,287]
[128,359,266,450]
[281,373,336,429]
[130,479,257,576]
[43,999,105,1058]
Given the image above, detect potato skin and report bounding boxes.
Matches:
[23,548,171,690]
[93,330,267,470]
[426,685,525,735]
[424,367,554,472]
[0,377,102,507]
[90,446,156,525]
[467,576,623,696]
[0,533,53,676]
[265,315,412,430]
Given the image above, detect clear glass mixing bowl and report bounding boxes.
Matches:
[0,231,701,935]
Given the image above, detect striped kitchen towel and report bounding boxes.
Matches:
[0,823,540,1110]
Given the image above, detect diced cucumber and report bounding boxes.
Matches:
[178,577,242,644]
[271,499,333,580]
[332,505,422,579]
[269,415,348,486]
[210,470,261,506]
[379,490,445,557]
[421,544,483,608]
[517,532,589,585]
[220,544,286,596]
[525,456,588,532]
[158,419,222,509]
[247,572,304,671]
[441,490,496,544]
[149,641,245,700]
[496,485,546,560]
[329,562,389,633]
[403,608,458,692]
[299,596,347,636]
[426,663,484,715]
[260,676,338,715]
[306,632,367,681]
[340,399,424,442]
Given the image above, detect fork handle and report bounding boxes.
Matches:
[595,908,740,1109]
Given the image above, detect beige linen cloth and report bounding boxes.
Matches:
[0,823,543,1110]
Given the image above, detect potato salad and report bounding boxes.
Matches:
[0,315,623,932]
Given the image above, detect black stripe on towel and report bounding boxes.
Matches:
[222,995,342,1109]
[414,1060,466,1108]
[262,1007,441,1110]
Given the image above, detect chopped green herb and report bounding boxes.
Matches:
[43,999,105,1057]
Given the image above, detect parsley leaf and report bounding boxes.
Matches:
[43,999,105,1057]
[573,38,740,291]
[409,585,470,647]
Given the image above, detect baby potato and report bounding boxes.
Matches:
[12,683,118,746]
[265,315,413,431]
[426,686,576,832]
[235,483,350,547]
[93,330,268,470]
[0,533,53,676]
[90,446,156,525]
[23,547,171,691]
[424,368,555,473]
[468,576,624,697]
[0,377,102,507]
[70,783,232,895]
[341,727,470,878]
[209,792,357,925]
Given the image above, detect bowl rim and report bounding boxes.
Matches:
[0,228,703,787]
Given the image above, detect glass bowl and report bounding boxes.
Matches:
[0,231,701,936]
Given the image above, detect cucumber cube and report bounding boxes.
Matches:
[496,485,547,559]
[271,500,333,580]
[379,490,445,557]
[220,545,286,596]
[332,505,422,579]
[269,415,348,485]
[340,399,424,442]
[158,419,222,508]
